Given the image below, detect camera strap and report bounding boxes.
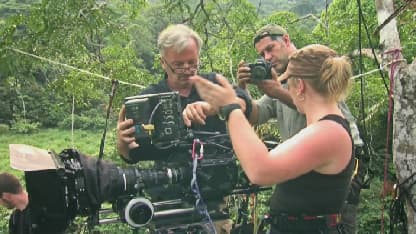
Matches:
[190,139,217,233]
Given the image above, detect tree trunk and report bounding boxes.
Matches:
[375,0,416,233]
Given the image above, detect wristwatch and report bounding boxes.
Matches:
[218,103,241,121]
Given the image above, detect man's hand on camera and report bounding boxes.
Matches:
[117,106,139,157]
[183,101,218,127]
[256,68,295,108]
[237,60,251,90]
[256,68,283,98]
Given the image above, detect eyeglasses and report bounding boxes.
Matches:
[162,57,200,74]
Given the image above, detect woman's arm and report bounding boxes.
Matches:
[191,75,352,186]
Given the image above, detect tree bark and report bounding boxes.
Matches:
[375,0,416,233]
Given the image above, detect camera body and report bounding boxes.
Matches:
[248,59,273,81]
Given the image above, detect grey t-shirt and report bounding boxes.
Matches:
[255,94,306,141]
[255,95,363,146]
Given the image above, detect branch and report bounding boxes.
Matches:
[348,48,381,61]
[373,0,414,35]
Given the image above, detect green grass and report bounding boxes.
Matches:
[0,127,121,168]
[0,128,116,157]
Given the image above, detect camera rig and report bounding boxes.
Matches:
[20,91,270,233]
[24,134,266,233]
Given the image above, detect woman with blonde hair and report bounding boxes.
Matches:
[189,44,355,233]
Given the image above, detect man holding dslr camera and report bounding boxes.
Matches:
[238,24,365,233]
[117,24,251,233]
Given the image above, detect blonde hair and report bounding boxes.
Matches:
[285,44,352,101]
[316,56,352,101]
[157,24,203,57]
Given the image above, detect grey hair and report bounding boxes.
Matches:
[157,24,203,57]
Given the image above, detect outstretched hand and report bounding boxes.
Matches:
[182,101,217,127]
[190,74,238,110]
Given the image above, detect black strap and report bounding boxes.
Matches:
[319,114,351,138]
[269,213,334,232]
[319,114,354,159]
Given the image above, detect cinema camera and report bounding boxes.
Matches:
[24,92,261,233]
[247,59,273,81]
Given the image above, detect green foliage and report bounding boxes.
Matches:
[247,0,330,16]
[0,0,414,233]
[10,118,40,134]
[0,128,117,163]
[264,11,316,47]
[0,0,152,129]
[0,0,35,24]
[255,121,281,143]
[0,77,12,126]
[58,106,111,130]
[58,113,106,131]
[397,2,416,62]
[312,0,379,55]
[358,178,394,234]
[195,0,260,79]
[0,124,9,134]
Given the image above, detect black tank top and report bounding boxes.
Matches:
[269,114,355,215]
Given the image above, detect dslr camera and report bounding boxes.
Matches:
[247,59,273,81]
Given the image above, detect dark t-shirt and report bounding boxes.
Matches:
[126,72,250,163]
[124,73,251,202]
[9,208,31,234]
[269,114,355,216]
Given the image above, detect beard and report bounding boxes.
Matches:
[177,74,192,80]
[273,62,288,75]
